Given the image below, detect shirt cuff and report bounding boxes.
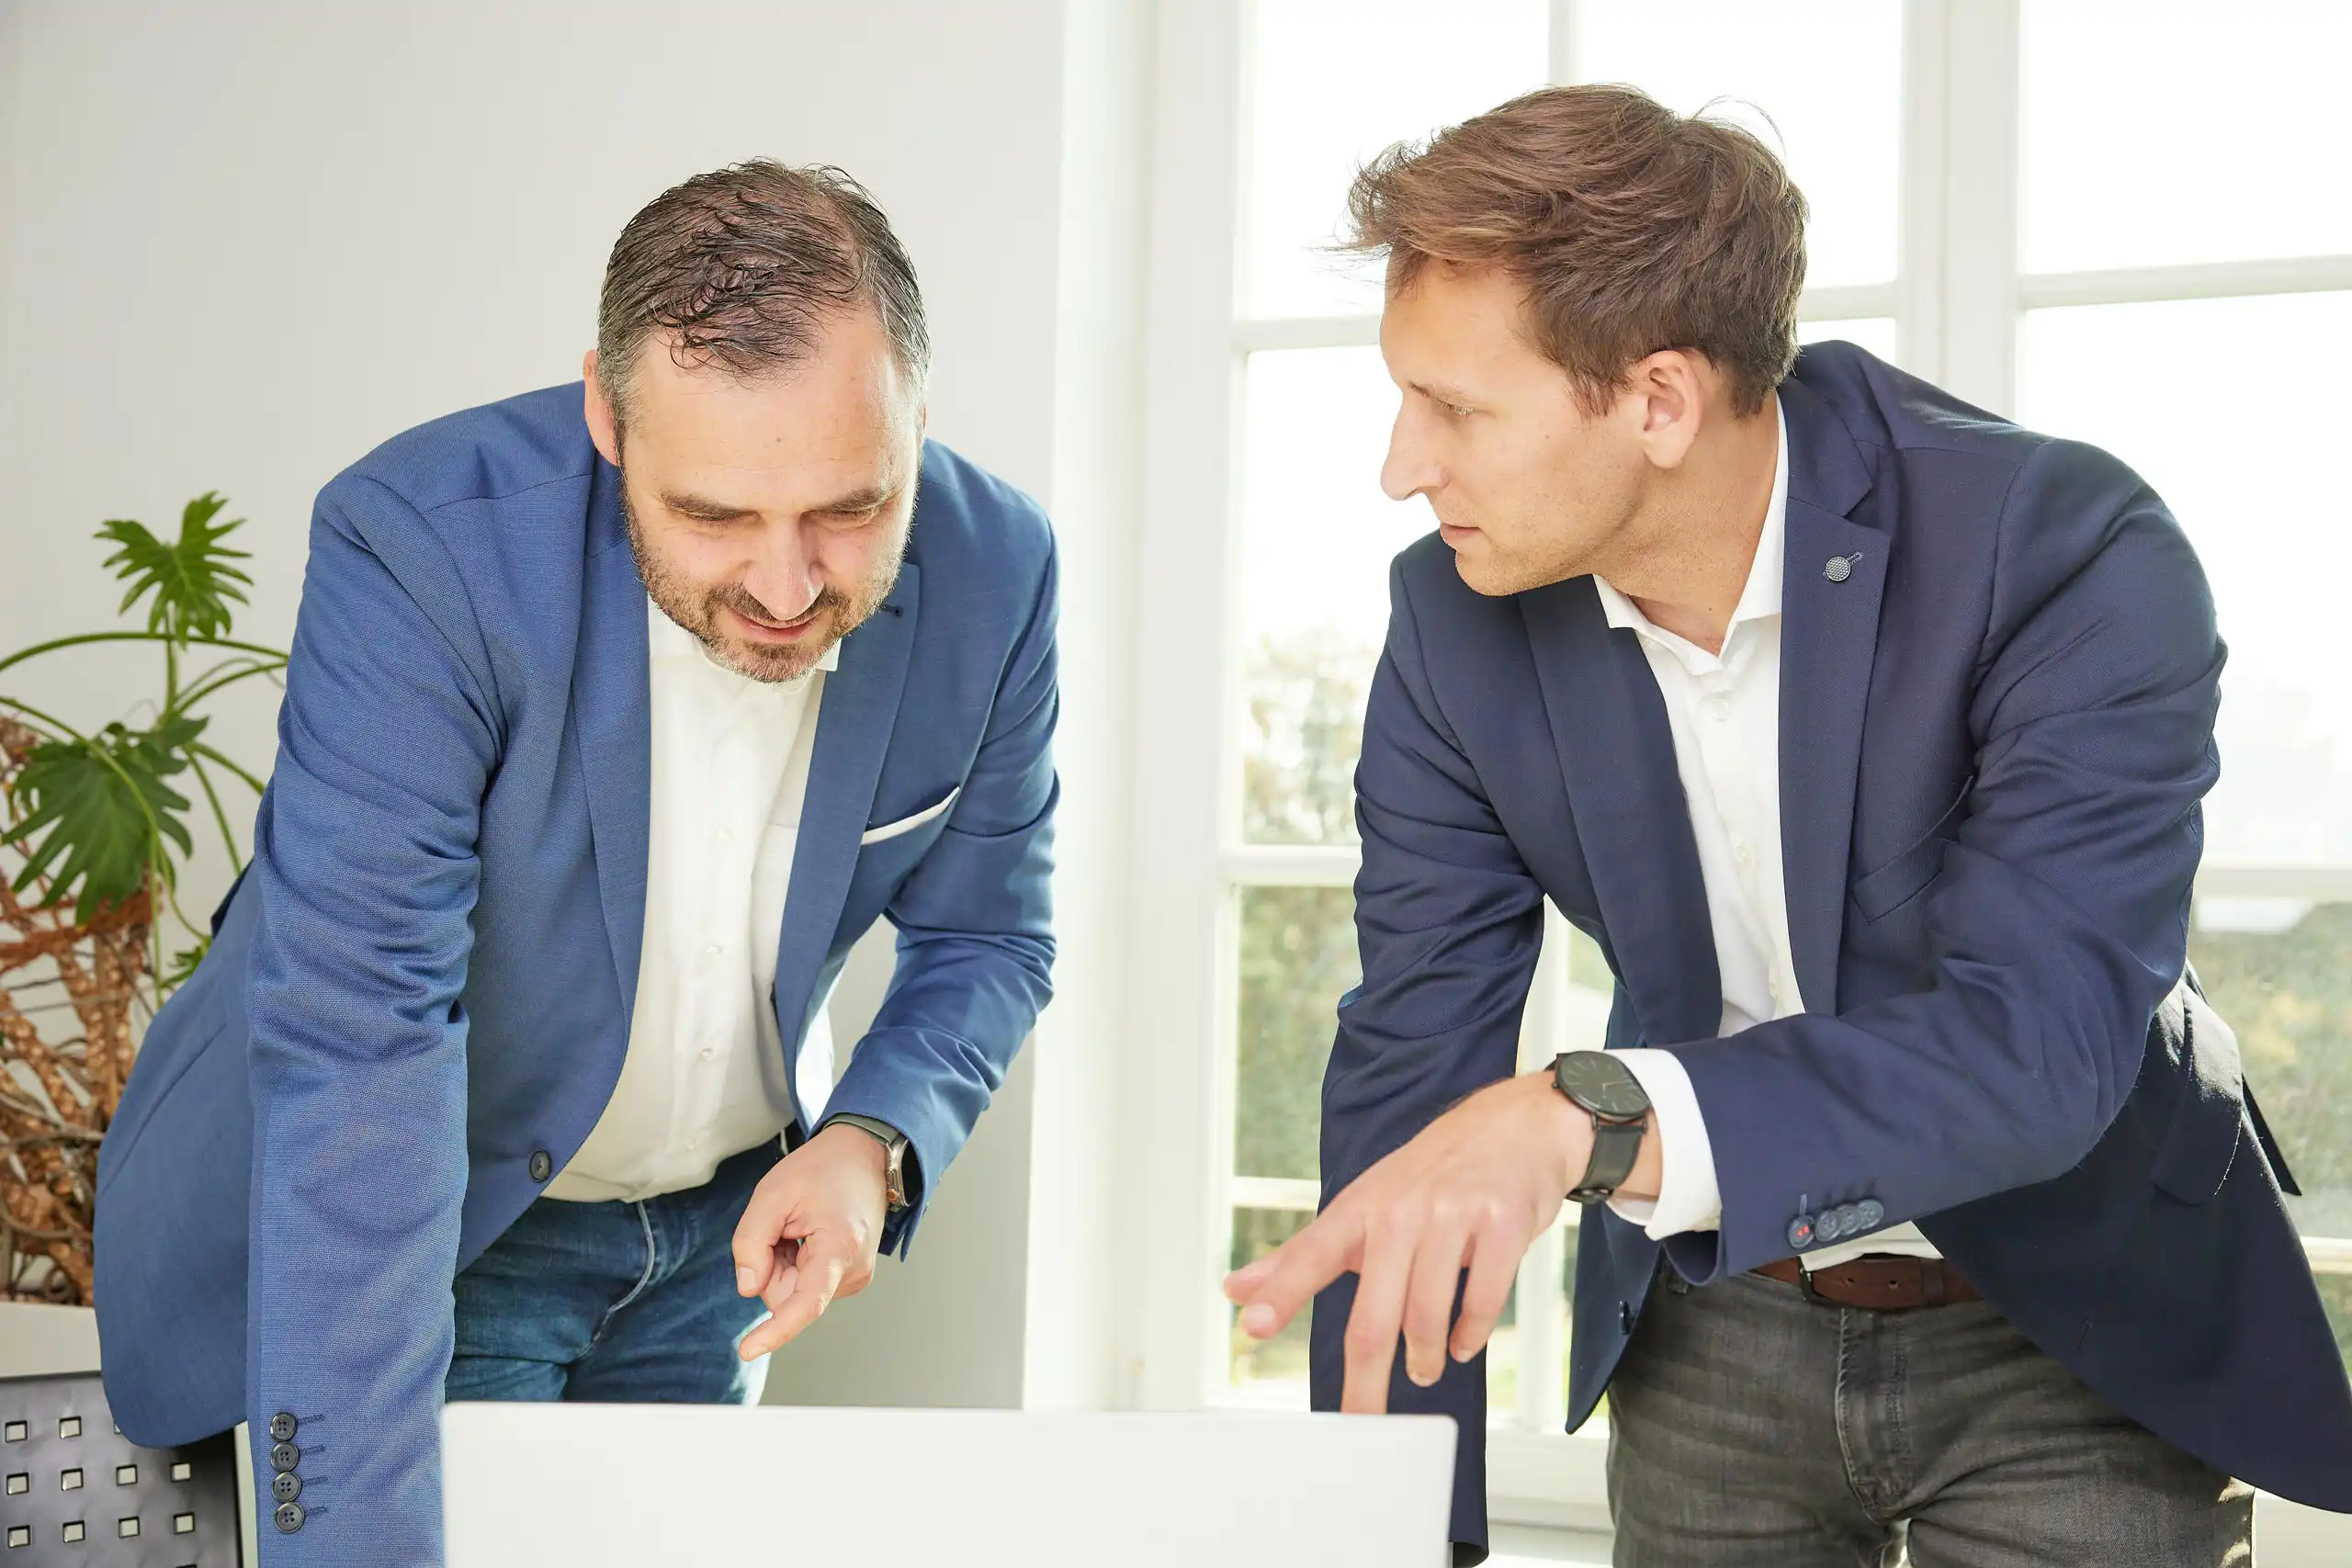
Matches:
[1603,1047,1723,1238]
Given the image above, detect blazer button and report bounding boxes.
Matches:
[1787,1213,1816,1251]
[268,1412,298,1443]
[1854,1199,1884,1231]
[269,1441,300,1472]
[275,1500,306,1533]
[1618,1300,1635,1335]
[528,1150,553,1182]
[273,1471,302,1504]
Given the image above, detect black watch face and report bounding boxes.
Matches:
[1555,1053,1650,1119]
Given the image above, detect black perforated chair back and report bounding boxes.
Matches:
[0,1371,241,1565]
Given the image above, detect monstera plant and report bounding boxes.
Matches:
[0,494,284,1303]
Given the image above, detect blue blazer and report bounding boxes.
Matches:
[1311,343,2352,1558]
[93,384,1058,1563]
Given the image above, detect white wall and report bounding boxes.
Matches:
[0,0,1143,1414]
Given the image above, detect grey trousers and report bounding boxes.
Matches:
[1606,1269,2254,1567]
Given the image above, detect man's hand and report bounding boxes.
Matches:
[1223,1069,1621,1413]
[731,1124,890,1360]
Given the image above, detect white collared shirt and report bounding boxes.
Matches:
[545,600,840,1203]
[1599,400,1939,1270]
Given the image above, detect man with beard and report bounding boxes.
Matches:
[94,161,1058,1566]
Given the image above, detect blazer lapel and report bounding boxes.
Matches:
[1521,579,1722,1047]
[770,561,922,1063]
[571,459,653,1016]
[1776,378,1883,1016]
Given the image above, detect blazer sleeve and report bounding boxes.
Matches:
[1310,558,1547,1562]
[820,539,1059,1255]
[1659,437,2225,1282]
[244,474,498,1565]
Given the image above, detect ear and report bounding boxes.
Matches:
[582,349,621,468]
[1627,349,1710,471]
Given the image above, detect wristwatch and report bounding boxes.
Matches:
[825,1113,911,1213]
[1552,1051,1652,1204]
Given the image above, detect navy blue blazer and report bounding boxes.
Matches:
[93,385,1058,1564]
[1311,343,2352,1558]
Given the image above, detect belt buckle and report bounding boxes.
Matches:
[1794,1263,1837,1306]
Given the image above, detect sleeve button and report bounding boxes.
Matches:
[274,1501,306,1533]
[1787,1214,1816,1250]
[269,1441,300,1472]
[273,1472,302,1503]
[268,1413,298,1442]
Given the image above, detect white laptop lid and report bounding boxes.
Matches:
[443,1403,1455,1567]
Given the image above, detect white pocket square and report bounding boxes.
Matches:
[860,786,961,845]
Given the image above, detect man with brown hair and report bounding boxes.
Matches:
[1228,85,2351,1564]
[96,161,1058,1565]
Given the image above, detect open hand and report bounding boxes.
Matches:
[730,1124,890,1359]
[1222,1069,1601,1412]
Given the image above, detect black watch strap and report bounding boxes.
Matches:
[1569,1119,1646,1205]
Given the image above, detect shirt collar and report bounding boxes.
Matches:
[646,595,842,678]
[1591,394,1789,669]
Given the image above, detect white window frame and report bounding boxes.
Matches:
[1128,0,2352,1533]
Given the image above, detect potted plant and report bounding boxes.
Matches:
[0,493,283,1313]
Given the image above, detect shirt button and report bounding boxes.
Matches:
[1704,696,1730,722]
[704,943,723,958]
[699,1047,718,1063]
[716,829,733,844]
[1733,843,1753,868]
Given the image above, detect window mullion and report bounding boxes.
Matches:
[1134,0,1254,1414]
[1936,0,2022,415]
[1895,0,1951,383]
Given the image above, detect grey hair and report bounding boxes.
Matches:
[596,160,929,420]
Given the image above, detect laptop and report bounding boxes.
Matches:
[443,1402,1456,1566]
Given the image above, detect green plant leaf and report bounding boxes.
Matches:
[2,715,203,923]
[98,491,254,644]
[160,938,209,992]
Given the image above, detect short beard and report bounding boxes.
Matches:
[619,471,910,683]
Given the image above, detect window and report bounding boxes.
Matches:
[1138,0,2352,1524]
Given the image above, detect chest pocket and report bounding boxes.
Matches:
[862,784,960,846]
[1850,774,1974,923]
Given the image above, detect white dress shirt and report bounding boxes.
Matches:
[1598,400,1939,1271]
[546,600,840,1203]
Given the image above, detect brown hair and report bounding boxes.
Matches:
[1345,85,1806,416]
[597,160,928,421]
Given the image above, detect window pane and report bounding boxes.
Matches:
[1239,347,1430,845]
[1573,0,1900,288]
[1237,886,1358,1180]
[1247,0,1548,318]
[2016,292,2352,861]
[2189,901,2352,1243]
[2022,1,2352,274]
[1798,315,1897,365]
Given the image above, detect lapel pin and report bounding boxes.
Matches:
[1824,551,1863,583]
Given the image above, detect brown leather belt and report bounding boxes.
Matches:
[1754,1255,1982,1309]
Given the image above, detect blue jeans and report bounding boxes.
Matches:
[447,1142,780,1404]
